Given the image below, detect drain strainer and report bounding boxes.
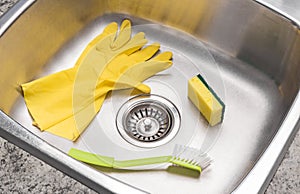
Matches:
[116,94,181,148]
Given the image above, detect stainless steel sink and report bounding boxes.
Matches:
[0,0,299,193]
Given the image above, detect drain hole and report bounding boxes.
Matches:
[116,94,181,148]
[125,103,172,142]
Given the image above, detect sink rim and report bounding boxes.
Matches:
[0,0,299,193]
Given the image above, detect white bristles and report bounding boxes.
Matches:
[172,144,212,170]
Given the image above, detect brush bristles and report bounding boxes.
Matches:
[172,144,212,170]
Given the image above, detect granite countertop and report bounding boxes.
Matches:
[0,0,299,193]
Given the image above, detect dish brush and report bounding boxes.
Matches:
[68,144,212,173]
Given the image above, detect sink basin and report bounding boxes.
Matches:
[0,0,299,193]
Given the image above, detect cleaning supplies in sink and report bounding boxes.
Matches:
[188,74,225,126]
[21,20,173,141]
[68,144,211,173]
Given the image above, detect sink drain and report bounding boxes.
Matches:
[116,94,180,148]
[125,103,171,142]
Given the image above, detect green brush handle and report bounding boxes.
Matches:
[69,148,115,167]
[69,148,171,168]
[113,156,172,168]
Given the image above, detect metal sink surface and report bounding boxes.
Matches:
[0,0,299,193]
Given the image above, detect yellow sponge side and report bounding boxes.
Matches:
[188,75,224,126]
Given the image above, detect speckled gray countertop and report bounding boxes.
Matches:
[0,0,299,193]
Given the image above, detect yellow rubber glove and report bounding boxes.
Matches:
[75,19,147,69]
[44,44,172,141]
[22,20,146,136]
[22,20,173,141]
[22,43,172,141]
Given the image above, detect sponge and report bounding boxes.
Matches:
[188,74,225,126]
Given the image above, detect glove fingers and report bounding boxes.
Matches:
[101,77,151,94]
[75,22,118,67]
[112,19,131,49]
[121,32,148,55]
[103,42,160,76]
[134,83,151,93]
[129,43,160,63]
[96,22,124,53]
[98,22,147,59]
[96,22,118,51]
[151,51,173,61]
[94,22,119,50]
[118,51,173,82]
[90,22,118,47]
[83,22,118,51]
[102,22,118,39]
[123,60,172,82]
